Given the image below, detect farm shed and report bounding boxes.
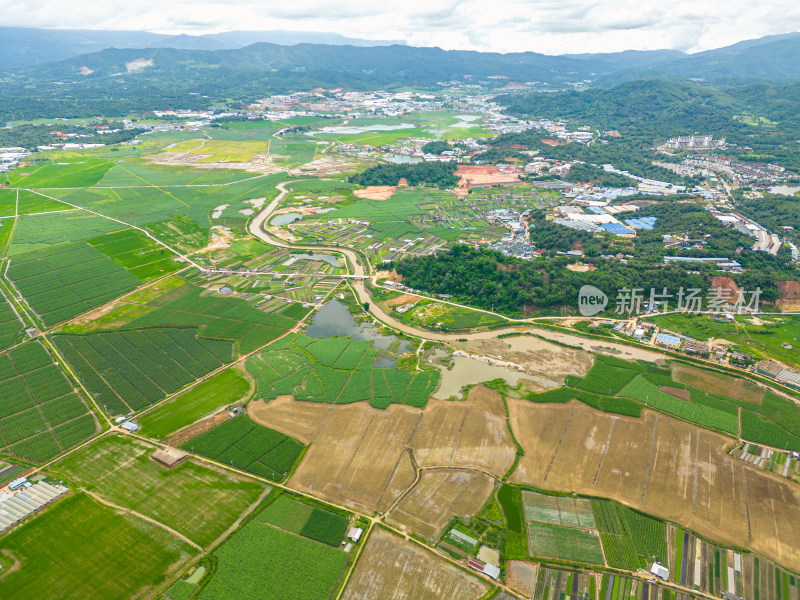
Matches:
[151,447,189,468]
[348,527,363,543]
[650,563,669,580]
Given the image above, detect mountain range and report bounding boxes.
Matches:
[0,28,798,122]
[0,27,405,67]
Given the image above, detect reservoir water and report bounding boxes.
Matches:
[306,300,412,353]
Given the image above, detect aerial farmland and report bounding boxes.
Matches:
[0,94,799,600]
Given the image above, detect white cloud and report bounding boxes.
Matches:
[1,0,798,54]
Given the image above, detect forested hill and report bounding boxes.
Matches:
[389,245,788,318]
[495,80,800,171]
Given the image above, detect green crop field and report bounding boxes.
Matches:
[169,139,269,162]
[0,492,195,600]
[88,228,182,281]
[592,500,668,571]
[55,327,234,415]
[0,290,24,350]
[184,415,304,481]
[522,491,603,564]
[138,368,252,440]
[56,435,266,548]
[198,518,348,600]
[246,334,439,409]
[0,340,97,462]
[7,213,123,256]
[7,241,142,326]
[128,282,297,354]
[576,355,644,396]
[647,313,800,368]
[259,494,349,546]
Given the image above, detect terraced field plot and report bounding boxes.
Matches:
[0,340,96,462]
[0,492,196,600]
[246,334,438,409]
[198,517,349,600]
[57,435,265,548]
[7,241,142,326]
[55,327,234,415]
[183,415,304,481]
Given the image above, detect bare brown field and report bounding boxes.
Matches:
[672,363,763,403]
[661,386,691,401]
[342,528,489,600]
[410,386,516,474]
[507,400,800,572]
[353,186,396,200]
[506,561,538,598]
[248,395,328,444]
[251,387,514,514]
[388,469,496,539]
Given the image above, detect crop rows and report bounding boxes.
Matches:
[0,341,96,462]
[592,500,667,570]
[200,520,348,600]
[259,495,349,546]
[0,292,22,351]
[129,283,296,353]
[576,356,643,396]
[8,242,142,326]
[55,328,233,414]
[184,415,304,481]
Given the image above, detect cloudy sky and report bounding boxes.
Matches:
[2,0,799,54]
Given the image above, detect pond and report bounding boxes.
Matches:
[286,253,342,269]
[306,300,412,353]
[770,184,800,196]
[433,355,530,400]
[270,212,303,226]
[318,123,416,135]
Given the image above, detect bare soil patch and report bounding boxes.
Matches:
[507,400,800,572]
[455,165,520,188]
[251,388,515,515]
[506,560,538,598]
[388,469,496,540]
[451,334,593,385]
[410,385,516,474]
[353,186,396,201]
[165,411,229,447]
[672,363,763,403]
[661,386,691,401]
[342,528,489,600]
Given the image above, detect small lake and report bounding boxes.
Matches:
[287,253,342,269]
[770,184,800,196]
[319,123,416,135]
[306,300,412,353]
[384,155,424,164]
[455,114,481,122]
[433,356,529,400]
[270,212,303,226]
